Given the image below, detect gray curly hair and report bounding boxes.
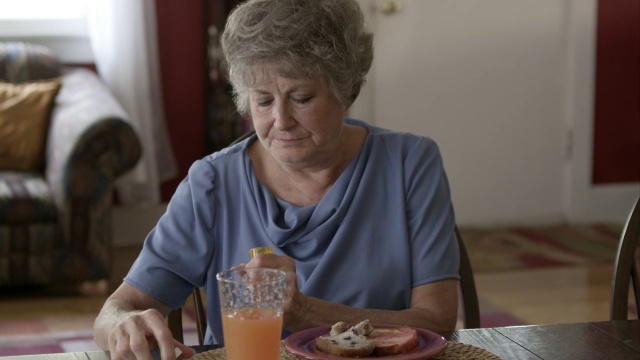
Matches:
[221,0,374,117]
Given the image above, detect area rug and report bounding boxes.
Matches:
[460,223,626,272]
[0,329,101,355]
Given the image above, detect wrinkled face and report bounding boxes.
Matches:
[249,68,348,168]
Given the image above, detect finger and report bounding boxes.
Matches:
[152,325,180,360]
[125,323,153,360]
[109,329,134,360]
[246,253,294,271]
[131,309,178,360]
[174,340,197,359]
[122,310,168,360]
[230,262,246,270]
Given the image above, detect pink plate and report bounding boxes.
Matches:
[283,324,447,359]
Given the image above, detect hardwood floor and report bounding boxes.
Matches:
[0,247,632,336]
[0,247,142,332]
[475,264,618,325]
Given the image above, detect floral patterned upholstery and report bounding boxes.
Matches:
[0,42,141,286]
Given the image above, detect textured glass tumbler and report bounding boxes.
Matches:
[217,268,287,360]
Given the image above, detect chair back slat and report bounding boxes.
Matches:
[456,226,481,328]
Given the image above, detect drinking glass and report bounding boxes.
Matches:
[216,267,287,360]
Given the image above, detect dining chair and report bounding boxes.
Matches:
[167,288,207,345]
[610,195,640,320]
[455,226,481,328]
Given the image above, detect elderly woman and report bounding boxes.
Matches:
[93,0,460,358]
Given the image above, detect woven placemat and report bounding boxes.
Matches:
[193,344,298,360]
[193,341,501,359]
[433,342,501,360]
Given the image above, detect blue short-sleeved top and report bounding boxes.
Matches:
[125,119,459,345]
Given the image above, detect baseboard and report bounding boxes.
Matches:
[112,203,168,248]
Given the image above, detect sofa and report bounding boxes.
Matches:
[0,42,141,288]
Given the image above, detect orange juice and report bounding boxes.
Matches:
[222,307,283,360]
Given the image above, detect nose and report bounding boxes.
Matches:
[272,101,295,130]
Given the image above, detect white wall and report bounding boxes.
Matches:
[352,0,639,227]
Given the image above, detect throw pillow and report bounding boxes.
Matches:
[0,79,62,171]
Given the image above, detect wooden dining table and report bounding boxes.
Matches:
[3,320,638,360]
[443,319,639,359]
[189,319,640,359]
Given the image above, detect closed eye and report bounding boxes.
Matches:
[293,97,312,104]
[257,99,273,107]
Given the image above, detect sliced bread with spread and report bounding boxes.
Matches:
[314,320,419,357]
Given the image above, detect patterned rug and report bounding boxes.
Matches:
[460,223,625,272]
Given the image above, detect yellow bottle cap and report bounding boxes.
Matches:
[249,247,273,259]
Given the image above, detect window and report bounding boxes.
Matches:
[0,0,86,19]
[0,0,88,37]
[0,0,92,63]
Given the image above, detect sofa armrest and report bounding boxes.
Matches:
[44,68,141,282]
[46,68,142,209]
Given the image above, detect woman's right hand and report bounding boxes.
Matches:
[94,283,196,360]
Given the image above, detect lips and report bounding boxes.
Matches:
[274,136,306,144]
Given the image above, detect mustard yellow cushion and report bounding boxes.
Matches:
[0,80,62,171]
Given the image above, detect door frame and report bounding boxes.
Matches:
[563,0,640,223]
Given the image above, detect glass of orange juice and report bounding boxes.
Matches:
[216,267,286,360]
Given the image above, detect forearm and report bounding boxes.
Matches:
[249,255,459,335]
[288,296,456,335]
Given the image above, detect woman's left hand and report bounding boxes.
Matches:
[244,254,309,330]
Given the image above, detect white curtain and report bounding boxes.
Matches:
[87,0,178,205]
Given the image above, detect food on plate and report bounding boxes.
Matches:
[315,326,375,357]
[367,326,419,356]
[329,321,350,336]
[314,320,419,357]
